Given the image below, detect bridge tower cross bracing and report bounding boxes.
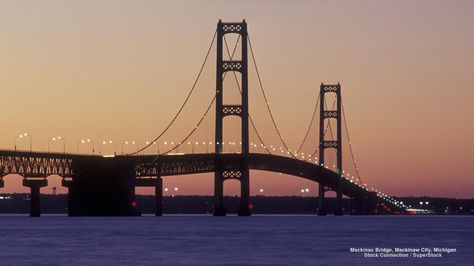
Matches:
[318,83,344,216]
[214,19,251,216]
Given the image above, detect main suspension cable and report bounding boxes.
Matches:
[295,92,320,154]
[341,99,363,184]
[129,30,217,155]
[248,34,298,159]
[223,36,272,154]
[151,32,242,159]
[159,95,216,156]
[308,98,336,161]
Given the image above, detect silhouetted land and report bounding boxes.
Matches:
[0,194,472,215]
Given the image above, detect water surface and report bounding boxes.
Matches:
[0,215,472,265]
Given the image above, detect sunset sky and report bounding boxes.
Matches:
[0,1,473,198]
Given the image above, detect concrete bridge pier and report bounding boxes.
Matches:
[237,175,251,216]
[62,177,73,214]
[351,192,378,215]
[0,178,4,189]
[154,177,163,216]
[69,157,139,216]
[135,177,163,216]
[334,190,344,216]
[23,178,47,217]
[317,183,327,216]
[213,176,226,216]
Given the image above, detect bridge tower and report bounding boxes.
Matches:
[318,83,344,216]
[214,19,251,216]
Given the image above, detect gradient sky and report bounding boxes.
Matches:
[0,1,473,198]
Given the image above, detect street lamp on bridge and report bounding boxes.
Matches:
[122,141,139,155]
[78,139,95,155]
[48,136,65,153]
[15,133,32,152]
[100,140,116,155]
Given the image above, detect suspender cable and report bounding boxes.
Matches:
[129,30,217,155]
[308,99,336,161]
[223,36,272,154]
[157,95,216,157]
[150,33,242,161]
[295,92,320,154]
[248,34,298,159]
[341,99,363,185]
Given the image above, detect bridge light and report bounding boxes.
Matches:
[304,188,309,193]
[164,188,169,192]
[174,187,178,191]
[259,188,264,193]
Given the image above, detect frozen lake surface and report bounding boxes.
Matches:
[0,215,472,265]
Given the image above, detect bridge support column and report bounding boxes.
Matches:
[135,176,163,216]
[62,177,73,215]
[0,177,4,189]
[335,188,344,216]
[155,177,163,216]
[214,20,251,216]
[317,183,327,216]
[351,192,378,215]
[319,83,344,216]
[238,173,251,216]
[23,179,48,217]
[213,176,226,216]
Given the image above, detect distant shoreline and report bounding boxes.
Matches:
[0,194,472,215]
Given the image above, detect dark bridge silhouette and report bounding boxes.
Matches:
[0,20,407,216]
[0,150,405,216]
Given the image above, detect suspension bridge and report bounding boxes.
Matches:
[0,20,408,216]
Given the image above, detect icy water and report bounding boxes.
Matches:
[0,215,472,266]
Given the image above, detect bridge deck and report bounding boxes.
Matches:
[0,150,403,212]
